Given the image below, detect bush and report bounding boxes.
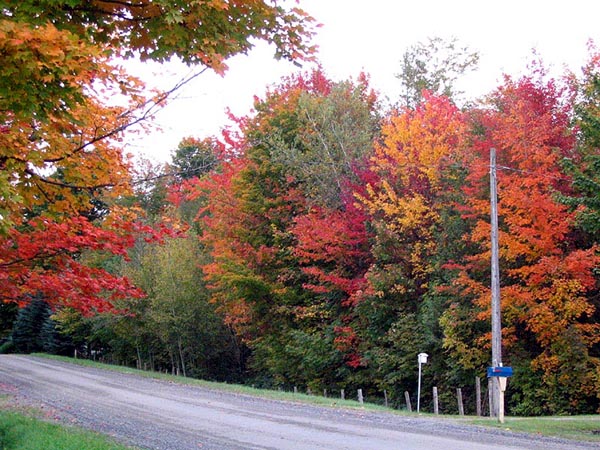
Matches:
[0,338,14,354]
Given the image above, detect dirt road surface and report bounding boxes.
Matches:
[0,355,596,450]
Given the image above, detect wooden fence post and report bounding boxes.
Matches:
[433,387,439,415]
[383,390,389,408]
[488,378,495,417]
[457,388,465,416]
[404,391,412,412]
[476,377,482,417]
[357,389,364,404]
[293,386,298,394]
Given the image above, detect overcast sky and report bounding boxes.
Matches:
[126,0,600,163]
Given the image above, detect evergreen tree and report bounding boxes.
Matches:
[11,297,51,353]
[40,315,75,356]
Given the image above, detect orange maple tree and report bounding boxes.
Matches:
[0,20,156,312]
[1,2,316,312]
[7,0,317,71]
[444,72,600,408]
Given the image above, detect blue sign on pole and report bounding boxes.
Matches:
[487,366,513,378]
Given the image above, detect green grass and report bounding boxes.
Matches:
[0,409,135,450]
[468,416,600,442]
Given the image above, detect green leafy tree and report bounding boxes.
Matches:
[397,36,479,108]
[562,47,600,241]
[124,232,241,379]
[130,158,172,219]
[171,137,221,181]
[269,73,379,208]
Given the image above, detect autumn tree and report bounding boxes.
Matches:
[290,200,372,373]
[195,69,379,387]
[351,93,470,403]
[6,0,317,69]
[442,69,600,414]
[0,24,151,311]
[1,1,316,312]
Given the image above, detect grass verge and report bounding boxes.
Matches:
[467,416,600,442]
[0,409,136,450]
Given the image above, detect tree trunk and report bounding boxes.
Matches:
[229,325,243,375]
[136,345,142,370]
[178,336,187,378]
[170,350,175,375]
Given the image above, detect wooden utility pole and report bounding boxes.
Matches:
[490,147,504,423]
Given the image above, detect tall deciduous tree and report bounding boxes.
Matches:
[269,72,379,208]
[123,232,239,379]
[397,36,479,108]
[353,93,470,400]
[171,137,221,181]
[1,1,316,312]
[442,69,600,414]
[6,0,317,69]
[562,46,600,241]
[196,69,379,387]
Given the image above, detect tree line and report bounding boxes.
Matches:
[1,2,599,416]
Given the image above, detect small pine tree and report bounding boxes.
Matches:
[40,315,75,356]
[11,296,51,354]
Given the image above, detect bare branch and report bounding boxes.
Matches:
[43,67,209,165]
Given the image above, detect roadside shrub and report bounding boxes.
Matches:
[0,338,14,354]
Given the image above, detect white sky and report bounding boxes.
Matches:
[125,0,600,163]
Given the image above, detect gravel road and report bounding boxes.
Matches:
[0,355,597,450]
